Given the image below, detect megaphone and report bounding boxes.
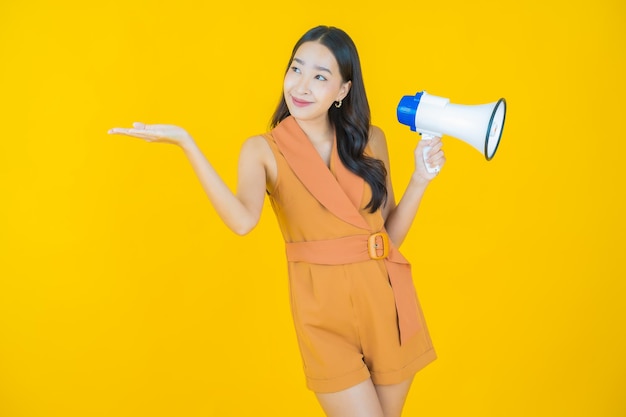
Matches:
[397,91,506,173]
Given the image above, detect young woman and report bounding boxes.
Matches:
[109,25,445,417]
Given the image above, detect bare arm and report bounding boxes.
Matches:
[108,122,273,236]
[180,136,270,235]
[368,126,445,247]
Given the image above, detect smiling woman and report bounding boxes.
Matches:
[108,25,445,417]
[283,44,350,120]
[1,0,623,415]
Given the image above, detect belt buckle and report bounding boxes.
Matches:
[368,232,389,260]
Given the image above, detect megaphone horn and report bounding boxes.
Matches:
[397,91,507,173]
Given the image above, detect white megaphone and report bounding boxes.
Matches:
[397,91,506,173]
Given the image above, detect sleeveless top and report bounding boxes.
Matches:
[262,116,428,345]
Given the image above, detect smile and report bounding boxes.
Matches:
[291,96,313,107]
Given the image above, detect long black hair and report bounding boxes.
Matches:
[270,25,387,213]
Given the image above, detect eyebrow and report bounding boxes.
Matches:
[293,57,333,75]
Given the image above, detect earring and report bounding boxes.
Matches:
[334,100,343,108]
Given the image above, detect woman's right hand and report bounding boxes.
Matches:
[108,122,194,148]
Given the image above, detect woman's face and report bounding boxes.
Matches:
[283,41,351,123]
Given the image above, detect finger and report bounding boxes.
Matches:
[108,128,160,140]
[428,139,443,150]
[108,127,134,135]
[428,144,443,159]
[418,137,441,151]
[427,151,445,165]
[430,156,446,167]
[132,122,163,132]
[109,126,150,135]
[128,131,163,140]
[137,123,170,131]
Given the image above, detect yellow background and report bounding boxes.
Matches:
[1,0,624,416]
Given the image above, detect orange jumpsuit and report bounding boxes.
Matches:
[263,116,436,393]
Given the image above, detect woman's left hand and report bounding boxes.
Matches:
[414,136,446,181]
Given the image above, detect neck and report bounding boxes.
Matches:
[292,115,334,145]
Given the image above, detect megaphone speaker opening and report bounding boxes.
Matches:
[485,98,506,160]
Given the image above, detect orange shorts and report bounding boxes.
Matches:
[288,259,437,393]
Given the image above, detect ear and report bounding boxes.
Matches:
[336,80,352,102]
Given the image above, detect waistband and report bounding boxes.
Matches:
[285,232,389,265]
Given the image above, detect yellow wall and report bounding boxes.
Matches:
[1,0,624,416]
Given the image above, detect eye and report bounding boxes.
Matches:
[315,74,327,81]
[290,66,301,74]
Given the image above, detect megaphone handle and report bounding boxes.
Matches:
[421,133,440,174]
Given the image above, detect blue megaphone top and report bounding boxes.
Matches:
[396,91,424,132]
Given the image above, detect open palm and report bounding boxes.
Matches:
[108,122,193,147]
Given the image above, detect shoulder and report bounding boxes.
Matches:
[242,134,270,148]
[239,134,276,166]
[239,134,277,183]
[240,134,272,155]
[367,125,389,159]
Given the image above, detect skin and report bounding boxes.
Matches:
[108,40,445,417]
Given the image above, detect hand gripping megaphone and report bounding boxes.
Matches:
[397,91,507,173]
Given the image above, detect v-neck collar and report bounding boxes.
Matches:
[271,116,369,230]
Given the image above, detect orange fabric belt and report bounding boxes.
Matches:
[285,232,421,345]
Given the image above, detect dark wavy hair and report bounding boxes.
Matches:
[270,25,387,213]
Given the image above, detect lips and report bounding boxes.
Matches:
[291,96,313,107]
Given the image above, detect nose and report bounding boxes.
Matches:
[295,77,311,94]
